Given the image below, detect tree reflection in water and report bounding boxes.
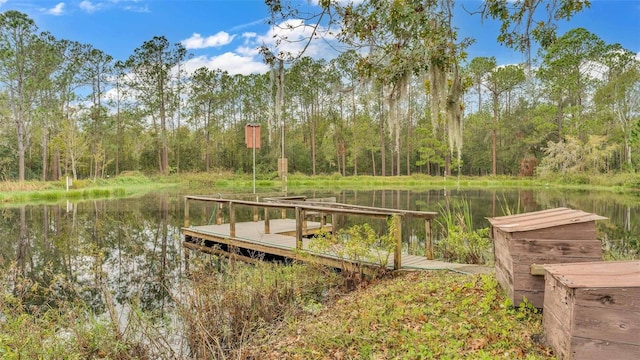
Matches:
[0,188,635,345]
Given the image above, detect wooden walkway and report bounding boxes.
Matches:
[182,196,491,274]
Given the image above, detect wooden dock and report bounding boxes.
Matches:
[182,196,489,273]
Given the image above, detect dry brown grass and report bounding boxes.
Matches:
[0,180,52,192]
[177,260,346,359]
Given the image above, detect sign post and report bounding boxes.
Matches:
[245,124,261,194]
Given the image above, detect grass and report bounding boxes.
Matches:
[0,253,556,359]
[1,171,638,205]
[178,260,344,359]
[0,173,177,204]
[245,271,553,359]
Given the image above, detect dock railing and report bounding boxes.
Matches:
[184,195,437,270]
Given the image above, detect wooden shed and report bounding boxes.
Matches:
[487,207,606,308]
[543,261,640,360]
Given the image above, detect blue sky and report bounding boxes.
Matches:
[0,0,638,75]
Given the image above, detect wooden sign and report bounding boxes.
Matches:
[245,124,260,149]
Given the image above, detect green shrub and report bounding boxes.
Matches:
[435,199,493,264]
[309,219,397,272]
[69,179,89,189]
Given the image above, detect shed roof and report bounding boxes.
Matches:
[544,260,640,288]
[487,207,607,233]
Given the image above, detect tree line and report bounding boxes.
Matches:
[0,1,638,182]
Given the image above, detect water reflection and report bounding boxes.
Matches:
[0,194,185,315]
[0,187,636,312]
[289,188,638,258]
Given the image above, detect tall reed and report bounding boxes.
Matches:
[435,198,492,264]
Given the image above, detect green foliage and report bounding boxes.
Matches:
[482,0,591,57]
[538,27,607,137]
[632,119,640,145]
[467,56,497,111]
[436,199,493,264]
[309,218,397,271]
[247,271,552,359]
[415,123,447,171]
[0,3,635,181]
[512,297,540,321]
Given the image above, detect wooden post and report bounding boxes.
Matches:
[393,215,402,270]
[425,219,433,260]
[295,207,303,250]
[184,197,190,228]
[253,206,259,222]
[281,209,286,219]
[229,202,236,238]
[264,208,270,234]
[331,213,336,235]
[216,203,222,225]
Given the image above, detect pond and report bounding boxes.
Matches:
[0,187,637,354]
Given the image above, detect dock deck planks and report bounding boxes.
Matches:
[183,219,490,274]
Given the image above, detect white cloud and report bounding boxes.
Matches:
[235,45,260,57]
[79,0,100,13]
[0,0,8,7]
[181,32,236,50]
[106,0,150,13]
[183,53,269,76]
[229,18,268,32]
[580,60,606,80]
[257,19,340,61]
[242,32,258,40]
[178,18,341,76]
[47,2,66,16]
[123,4,149,13]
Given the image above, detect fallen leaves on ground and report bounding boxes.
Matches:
[245,271,555,359]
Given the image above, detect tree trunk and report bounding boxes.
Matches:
[556,102,564,141]
[492,92,498,176]
[353,151,358,176]
[41,127,48,181]
[379,90,386,176]
[16,119,26,181]
[160,82,168,175]
[379,119,386,176]
[390,149,395,176]
[311,112,316,176]
[371,150,376,176]
[341,140,346,176]
[52,148,60,181]
[625,138,632,169]
[115,86,121,176]
[406,110,412,176]
[205,129,211,172]
[445,154,451,177]
[396,139,400,176]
